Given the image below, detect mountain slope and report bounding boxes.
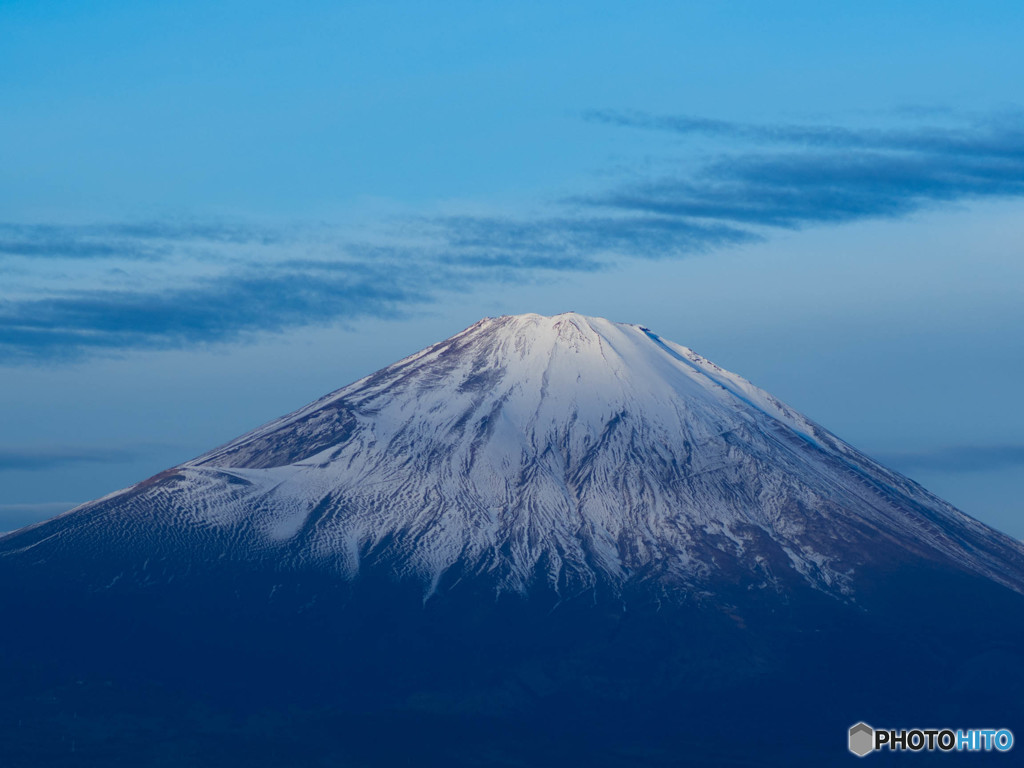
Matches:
[3,312,1024,768]
[5,312,1022,601]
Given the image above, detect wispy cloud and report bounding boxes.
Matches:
[0,445,147,471]
[0,219,284,259]
[4,110,1024,362]
[0,266,427,360]
[0,502,79,532]
[428,214,758,267]
[583,109,1024,158]
[579,110,1024,228]
[1,214,755,360]
[0,234,168,261]
[881,445,1024,474]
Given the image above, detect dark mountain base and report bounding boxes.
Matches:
[2,559,1023,767]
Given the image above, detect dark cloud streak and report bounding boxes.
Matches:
[580,112,1024,229]
[4,110,1024,361]
[881,445,1024,474]
[0,219,284,261]
[0,446,143,471]
[1,213,758,359]
[430,214,758,267]
[583,109,1024,159]
[0,267,427,360]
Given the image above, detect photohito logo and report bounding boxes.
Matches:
[848,723,1014,757]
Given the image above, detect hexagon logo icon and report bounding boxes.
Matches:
[849,722,874,757]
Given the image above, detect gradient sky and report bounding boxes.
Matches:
[2,1,1024,537]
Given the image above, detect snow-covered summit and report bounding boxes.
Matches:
[7,313,1024,601]
[194,312,825,468]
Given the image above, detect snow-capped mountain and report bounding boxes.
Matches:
[4,313,1024,767]
[6,312,1022,602]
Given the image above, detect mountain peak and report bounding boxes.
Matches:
[6,315,1024,602]
[5,316,1024,767]
[462,312,636,354]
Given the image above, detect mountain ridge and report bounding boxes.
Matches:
[5,312,1022,601]
[4,313,1024,767]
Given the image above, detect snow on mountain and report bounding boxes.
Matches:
[6,312,1023,601]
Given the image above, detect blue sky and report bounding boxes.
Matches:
[2,1,1024,535]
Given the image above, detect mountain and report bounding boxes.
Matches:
[2,313,1024,767]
